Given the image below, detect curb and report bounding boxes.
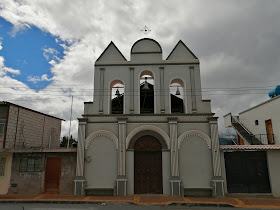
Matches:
[0,200,235,207]
[168,203,235,208]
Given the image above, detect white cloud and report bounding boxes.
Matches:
[0,0,280,139]
[27,74,52,83]
[42,47,59,61]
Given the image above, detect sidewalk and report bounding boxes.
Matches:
[1,194,280,208]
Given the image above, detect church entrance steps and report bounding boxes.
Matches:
[1,194,280,208]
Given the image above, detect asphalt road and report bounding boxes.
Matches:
[0,203,273,210]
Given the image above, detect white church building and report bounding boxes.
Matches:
[74,38,224,197]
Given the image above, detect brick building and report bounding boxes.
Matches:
[0,101,76,195]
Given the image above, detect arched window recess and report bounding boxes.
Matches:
[111,80,124,114]
[170,79,184,113]
[140,71,154,114]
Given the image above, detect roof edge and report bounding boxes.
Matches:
[2,101,64,121]
[166,40,198,60]
[239,95,280,115]
[96,41,127,62]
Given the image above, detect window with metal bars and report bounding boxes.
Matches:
[0,119,6,134]
[0,156,7,178]
[19,154,44,172]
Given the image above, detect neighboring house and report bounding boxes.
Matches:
[222,95,280,197]
[0,101,76,195]
[74,38,224,197]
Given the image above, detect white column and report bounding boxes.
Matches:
[169,117,179,176]
[168,117,181,196]
[116,118,128,196]
[209,118,222,176]
[189,66,197,113]
[99,68,105,114]
[129,67,134,114]
[74,121,87,196]
[160,67,165,113]
[76,121,86,176]
[118,118,127,175]
[209,117,224,197]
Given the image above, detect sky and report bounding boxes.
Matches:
[0,0,280,139]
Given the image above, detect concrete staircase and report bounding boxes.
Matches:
[231,116,263,145]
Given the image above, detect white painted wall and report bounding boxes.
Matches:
[84,136,117,188]
[239,96,280,144]
[179,136,213,188]
[267,150,280,197]
[85,39,211,115]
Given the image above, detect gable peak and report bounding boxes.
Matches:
[96,41,127,62]
[166,40,198,60]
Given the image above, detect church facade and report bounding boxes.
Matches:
[74,38,224,197]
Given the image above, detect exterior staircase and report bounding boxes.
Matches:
[231,116,263,145]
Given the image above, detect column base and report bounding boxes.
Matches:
[211,176,225,197]
[116,176,127,196]
[170,176,182,196]
[74,176,87,196]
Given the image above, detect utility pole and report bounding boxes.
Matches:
[67,95,73,148]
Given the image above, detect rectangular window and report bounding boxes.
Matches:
[255,120,259,125]
[0,119,6,134]
[19,154,44,172]
[0,156,7,178]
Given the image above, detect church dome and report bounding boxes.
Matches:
[131,38,162,54]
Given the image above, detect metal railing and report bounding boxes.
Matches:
[247,134,275,145]
[231,116,252,135]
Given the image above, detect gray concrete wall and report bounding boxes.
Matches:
[8,152,76,195]
[267,150,280,197]
[84,136,117,188]
[5,104,61,149]
[179,136,213,188]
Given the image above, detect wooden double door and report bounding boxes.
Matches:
[134,136,163,194]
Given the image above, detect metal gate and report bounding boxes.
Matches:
[225,151,271,193]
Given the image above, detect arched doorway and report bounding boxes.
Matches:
[134,135,163,194]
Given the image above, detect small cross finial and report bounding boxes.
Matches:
[140,25,151,35]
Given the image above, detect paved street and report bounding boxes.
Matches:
[0,203,272,210]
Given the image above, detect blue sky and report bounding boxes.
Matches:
[0,17,65,89]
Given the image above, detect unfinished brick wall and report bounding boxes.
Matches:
[5,105,61,149]
[9,152,76,195]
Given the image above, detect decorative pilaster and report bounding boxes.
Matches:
[116,118,128,196]
[74,121,87,196]
[189,66,197,113]
[209,117,224,197]
[168,117,181,196]
[99,68,105,114]
[160,67,165,113]
[129,67,134,114]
